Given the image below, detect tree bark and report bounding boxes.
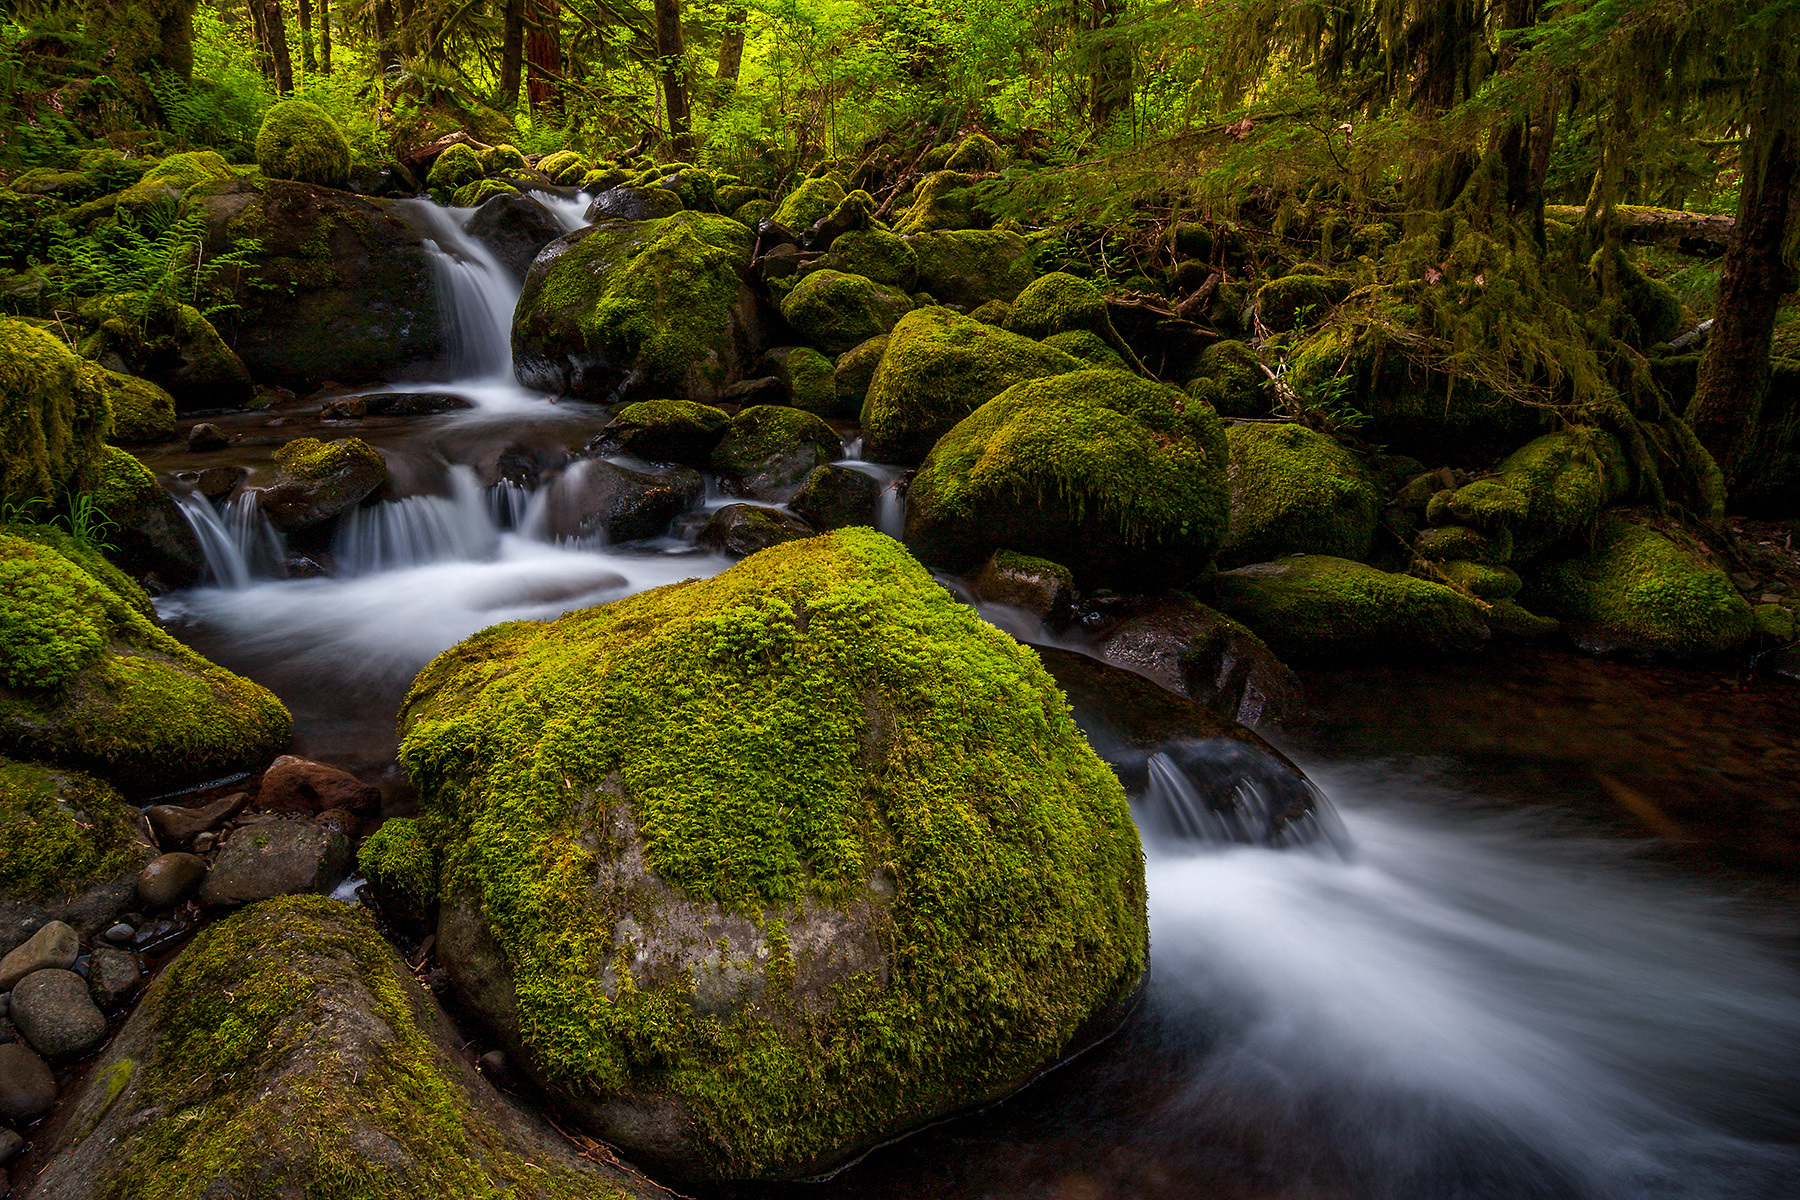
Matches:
[319,0,331,73]
[1687,40,1800,481]
[264,0,293,93]
[716,5,746,82]
[247,0,274,83]
[499,0,524,109]
[1085,0,1131,132]
[525,0,562,112]
[374,0,395,65]
[655,0,691,154]
[297,0,316,72]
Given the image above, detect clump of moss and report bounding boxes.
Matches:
[479,143,527,174]
[771,176,846,231]
[779,269,912,357]
[733,197,775,227]
[271,435,379,482]
[943,133,1002,173]
[1042,329,1126,370]
[715,183,763,214]
[1254,272,1350,332]
[860,307,1083,465]
[1214,555,1490,659]
[1221,423,1381,567]
[763,346,838,415]
[397,528,1146,1178]
[359,817,438,913]
[0,757,147,900]
[1490,428,1630,560]
[87,364,176,445]
[894,171,977,235]
[0,318,111,507]
[828,227,918,290]
[426,143,483,197]
[1003,272,1143,372]
[1589,245,1685,345]
[583,165,632,193]
[536,150,590,185]
[1425,559,1522,600]
[711,404,839,480]
[600,398,730,467]
[254,100,352,189]
[1523,514,1752,657]
[904,229,1035,310]
[906,369,1229,586]
[450,178,516,208]
[116,151,235,219]
[1415,523,1514,565]
[1190,340,1267,417]
[1426,478,1529,532]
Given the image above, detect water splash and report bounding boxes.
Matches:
[172,489,285,586]
[171,490,250,588]
[332,466,500,574]
[408,200,520,384]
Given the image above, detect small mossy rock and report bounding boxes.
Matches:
[1414,523,1513,566]
[1192,340,1267,417]
[27,896,666,1200]
[715,185,762,214]
[91,445,206,588]
[1215,555,1489,659]
[943,133,1002,173]
[513,212,761,403]
[906,369,1229,587]
[1220,424,1381,567]
[970,549,1073,620]
[696,502,816,557]
[733,197,776,227]
[833,334,887,412]
[535,149,590,185]
[90,365,176,445]
[396,528,1146,1179]
[594,399,729,467]
[427,142,484,196]
[451,178,516,208]
[539,458,704,542]
[0,318,110,506]
[711,404,842,500]
[116,151,234,219]
[1490,429,1631,560]
[77,293,255,411]
[582,166,633,193]
[771,176,846,232]
[480,143,528,174]
[0,758,151,909]
[1094,594,1300,727]
[967,300,1011,325]
[1522,514,1753,658]
[0,534,291,794]
[807,190,875,248]
[1253,273,1351,332]
[466,190,565,280]
[254,99,352,189]
[860,307,1083,466]
[1753,602,1796,642]
[359,816,438,930]
[905,229,1035,310]
[1424,558,1522,601]
[827,227,917,289]
[790,464,881,530]
[763,345,838,414]
[1043,329,1126,369]
[1428,478,1529,533]
[259,437,388,533]
[779,269,912,357]
[1487,598,1560,640]
[894,171,977,235]
[1003,272,1106,340]
[586,185,686,223]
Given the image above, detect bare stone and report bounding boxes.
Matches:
[0,920,79,992]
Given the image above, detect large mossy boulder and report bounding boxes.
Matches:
[90,365,177,444]
[115,151,235,220]
[28,896,663,1200]
[778,269,911,356]
[426,142,484,196]
[770,176,846,231]
[1002,272,1137,368]
[904,229,1035,310]
[1213,555,1490,659]
[0,530,291,794]
[0,319,109,506]
[860,307,1083,465]
[905,369,1229,586]
[181,177,440,387]
[1487,428,1631,560]
[1220,423,1381,567]
[254,99,353,189]
[827,227,918,289]
[397,529,1147,1180]
[513,211,762,403]
[76,292,255,411]
[1522,514,1753,657]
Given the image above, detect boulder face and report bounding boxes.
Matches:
[27,896,662,1200]
[466,190,567,280]
[905,370,1231,587]
[1214,554,1491,659]
[0,759,153,953]
[1220,423,1382,567]
[181,177,441,388]
[513,211,764,403]
[904,229,1035,310]
[0,319,110,507]
[398,529,1147,1180]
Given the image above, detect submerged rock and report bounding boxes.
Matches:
[398,529,1147,1179]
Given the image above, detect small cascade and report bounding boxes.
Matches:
[409,201,519,382]
[1137,738,1346,852]
[172,489,286,586]
[332,466,501,574]
[530,189,594,234]
[172,490,251,588]
[839,460,907,539]
[489,479,531,531]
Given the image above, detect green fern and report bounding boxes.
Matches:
[48,210,263,324]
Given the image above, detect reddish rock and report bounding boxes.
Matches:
[257,756,381,816]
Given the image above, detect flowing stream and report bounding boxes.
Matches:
[155,196,1800,1200]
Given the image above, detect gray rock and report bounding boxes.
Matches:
[0,1041,56,1123]
[538,458,704,543]
[11,969,108,1057]
[102,923,134,943]
[0,1125,22,1165]
[971,549,1073,621]
[0,920,79,991]
[136,852,208,909]
[87,947,142,1009]
[145,792,247,846]
[1095,594,1302,727]
[198,821,351,906]
[790,464,881,530]
[695,504,814,558]
[468,191,566,279]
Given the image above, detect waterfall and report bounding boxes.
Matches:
[839,460,907,539]
[409,201,521,383]
[172,490,286,586]
[1137,739,1345,851]
[172,490,250,588]
[530,189,596,234]
[332,466,502,574]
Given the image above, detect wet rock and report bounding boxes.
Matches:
[187,422,232,451]
[584,184,682,223]
[94,447,207,588]
[696,504,815,557]
[0,921,79,991]
[361,392,475,417]
[0,1126,21,1165]
[590,399,730,468]
[716,375,788,407]
[468,190,566,279]
[971,550,1072,620]
[11,969,108,1057]
[314,808,363,837]
[196,464,247,499]
[257,756,382,816]
[257,437,389,533]
[539,458,705,542]
[198,820,351,906]
[0,1041,56,1123]
[319,395,366,419]
[136,853,208,909]
[87,946,142,1009]
[102,922,134,942]
[790,464,880,530]
[711,405,842,501]
[1215,555,1490,659]
[1095,594,1301,726]
[145,792,248,846]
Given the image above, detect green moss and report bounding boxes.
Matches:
[943,133,1002,173]
[733,197,776,227]
[1254,273,1350,333]
[764,346,838,415]
[448,178,514,207]
[360,817,438,912]
[771,176,846,231]
[1490,429,1630,560]
[1042,329,1126,369]
[828,227,917,290]
[0,318,111,507]
[480,144,528,174]
[1523,514,1753,657]
[967,300,1011,325]
[833,334,887,412]
[1420,558,1522,600]
[583,166,632,193]
[397,528,1146,1178]
[904,229,1036,310]
[87,364,176,445]
[536,150,590,186]
[116,152,235,219]
[716,184,764,214]
[1753,603,1795,642]
[1003,272,1104,339]
[779,269,912,357]
[1192,340,1266,417]
[860,306,1083,465]
[1426,478,1529,532]
[605,398,730,466]
[1214,555,1490,659]
[1589,245,1685,345]
[906,369,1229,586]
[894,171,977,235]
[0,757,146,900]
[710,405,839,478]
[254,100,352,189]
[1415,523,1513,565]
[1221,424,1381,566]
[426,143,483,197]
[273,435,384,482]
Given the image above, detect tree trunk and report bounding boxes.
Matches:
[248,0,274,83]
[525,0,562,112]
[499,0,524,109]
[1085,0,1131,132]
[374,0,395,64]
[655,0,691,154]
[264,0,293,94]
[1687,42,1800,481]
[319,0,331,73]
[297,0,316,72]
[717,5,746,82]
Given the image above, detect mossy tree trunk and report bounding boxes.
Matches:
[498,0,524,109]
[1687,35,1800,480]
[263,0,293,93]
[318,0,331,72]
[1083,0,1131,133]
[297,0,316,72]
[525,0,562,113]
[655,0,692,154]
[81,0,199,113]
[717,5,746,83]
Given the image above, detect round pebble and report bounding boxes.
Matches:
[11,969,108,1058]
[0,1041,55,1123]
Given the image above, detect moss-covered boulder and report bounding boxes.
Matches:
[1414,522,1513,565]
[91,445,206,588]
[904,229,1035,310]
[254,99,352,189]
[427,142,484,196]
[771,176,846,231]
[1426,559,1522,601]
[762,345,837,414]
[480,143,528,174]
[1522,514,1753,657]
[895,171,978,234]
[711,404,841,499]
[827,227,918,289]
[535,149,590,186]
[1214,555,1490,659]
[0,758,153,950]
[513,212,762,403]
[779,269,912,357]
[451,178,517,208]
[593,398,730,468]
[0,319,110,507]
[1189,340,1266,417]
[1487,429,1631,560]
[359,816,438,930]
[28,896,664,1200]
[90,364,176,444]
[860,307,1083,465]
[906,369,1229,586]
[0,531,290,794]
[1220,424,1381,567]
[397,529,1147,1179]
[833,333,887,412]
[1043,329,1126,369]
[116,151,235,220]
[76,292,255,411]
[1253,272,1351,332]
[944,133,1002,173]
[259,436,388,533]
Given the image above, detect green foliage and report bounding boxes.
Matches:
[47,208,262,323]
[1220,423,1381,567]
